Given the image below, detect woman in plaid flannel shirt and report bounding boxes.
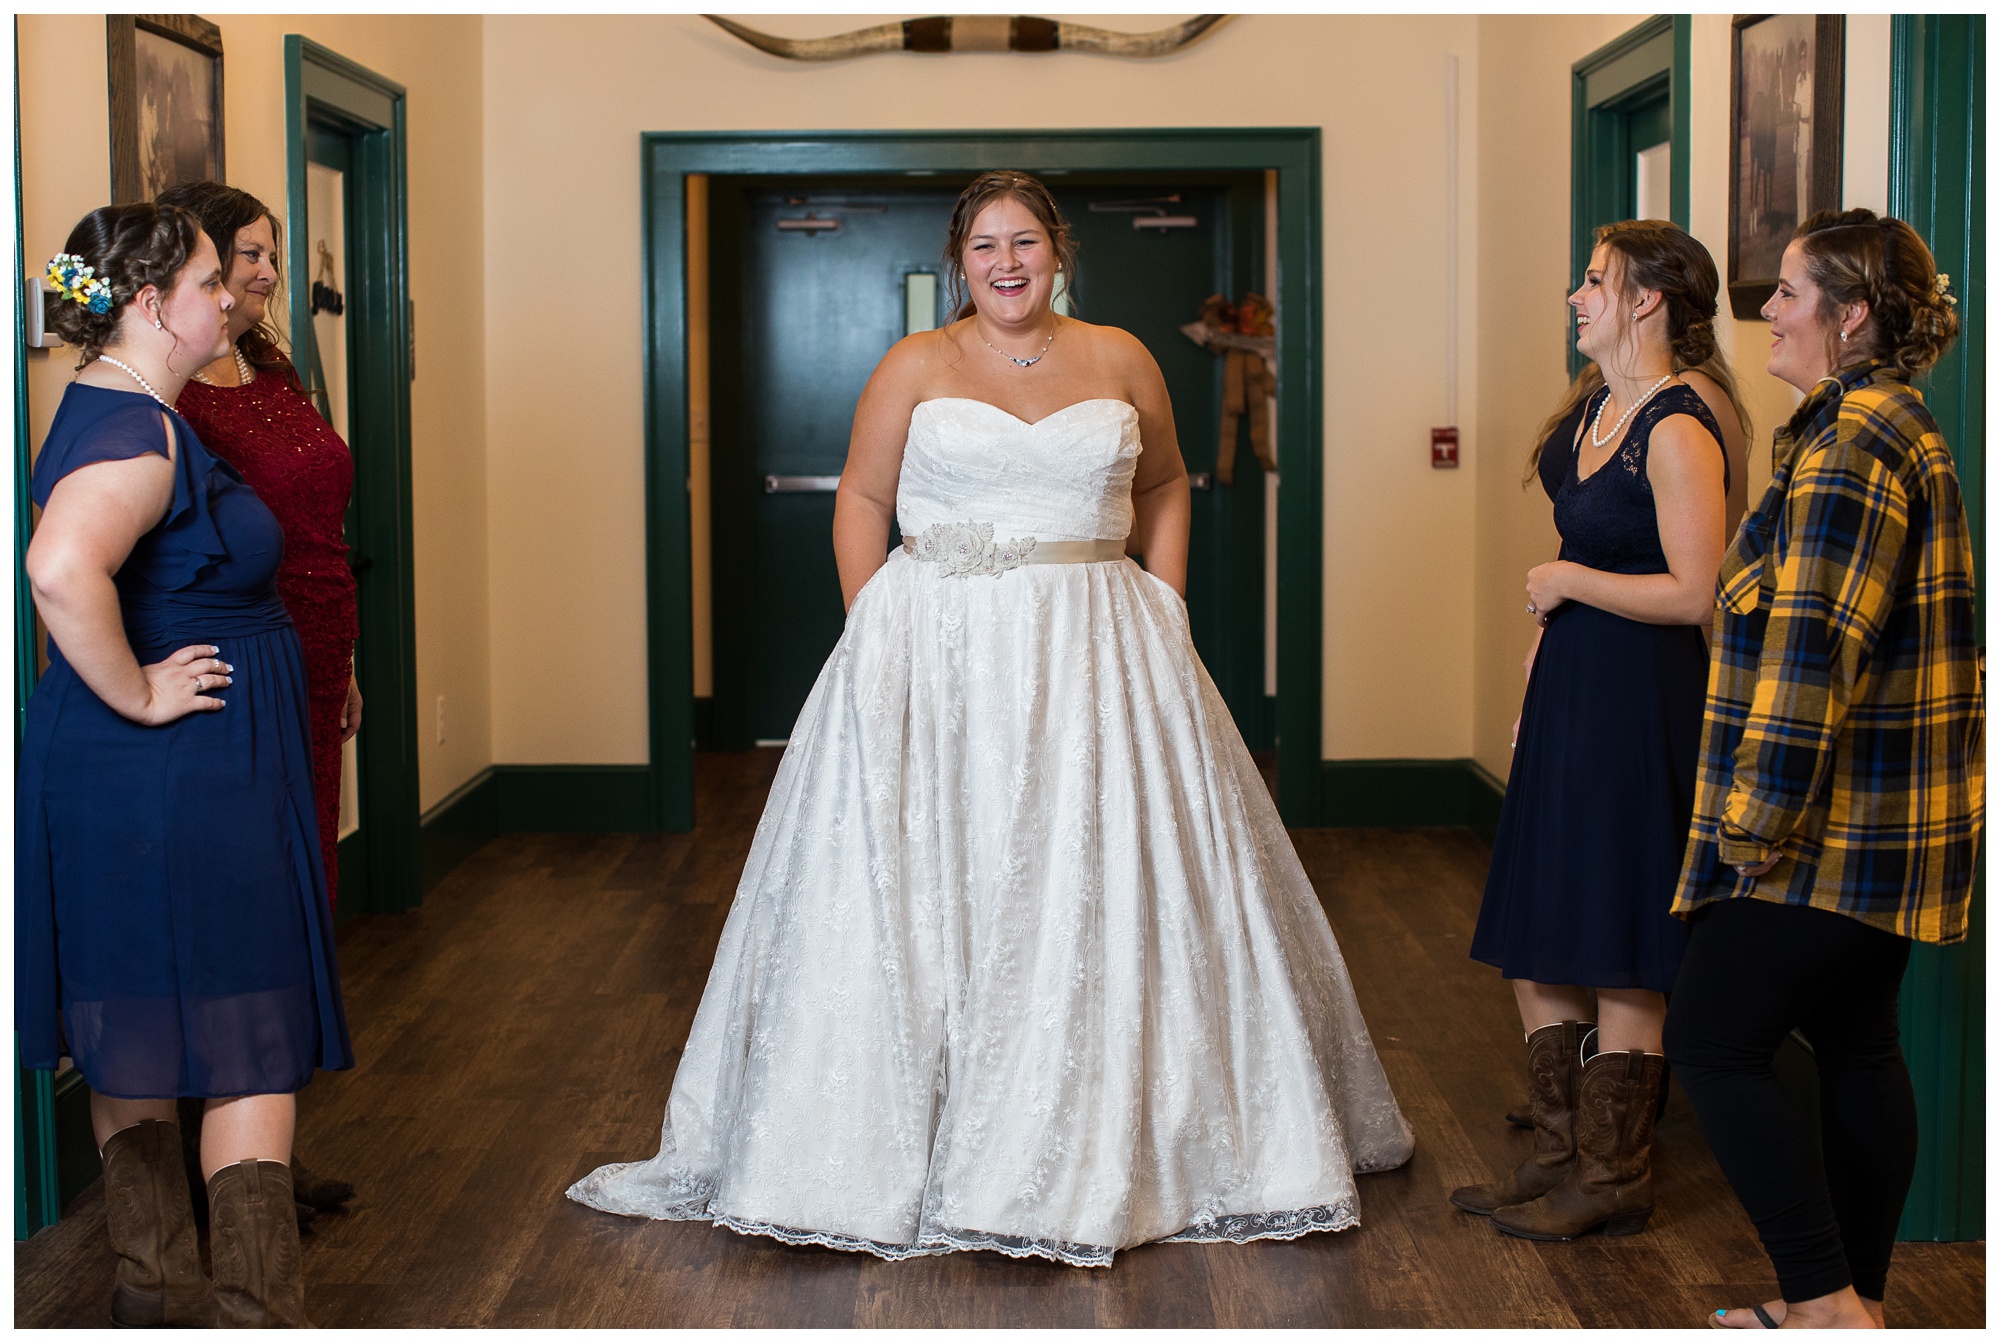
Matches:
[1666,210,1981,1330]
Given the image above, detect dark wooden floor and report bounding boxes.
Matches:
[17,751,1985,1327]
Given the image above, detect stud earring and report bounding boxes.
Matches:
[1840,331,1849,343]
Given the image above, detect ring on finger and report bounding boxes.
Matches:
[192,673,205,692]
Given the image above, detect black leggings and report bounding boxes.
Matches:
[1663,898,1916,1304]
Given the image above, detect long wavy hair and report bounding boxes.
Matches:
[155,179,305,393]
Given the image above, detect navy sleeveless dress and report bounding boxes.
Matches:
[1471,383,1727,992]
[15,384,353,1099]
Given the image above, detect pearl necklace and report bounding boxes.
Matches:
[97,356,169,408]
[1589,373,1675,449]
[189,347,255,388]
[980,319,1056,368]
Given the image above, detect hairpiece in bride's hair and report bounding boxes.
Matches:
[47,252,113,314]
[1933,272,1957,307]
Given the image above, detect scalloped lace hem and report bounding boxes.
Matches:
[565,1175,1360,1269]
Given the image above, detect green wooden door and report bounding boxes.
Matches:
[709,173,1269,749]
[1054,178,1269,747]
[1889,12,1983,1243]
[303,121,373,916]
[726,182,949,742]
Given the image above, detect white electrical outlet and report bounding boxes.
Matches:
[435,695,446,745]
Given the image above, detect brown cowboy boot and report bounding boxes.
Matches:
[181,1096,324,1230]
[102,1119,218,1327]
[208,1159,310,1327]
[291,1155,355,1211]
[1492,1049,1664,1240]
[1449,1020,1584,1214]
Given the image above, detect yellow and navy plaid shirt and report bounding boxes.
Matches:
[1672,363,1983,943]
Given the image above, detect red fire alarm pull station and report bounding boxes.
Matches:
[1432,427,1459,469]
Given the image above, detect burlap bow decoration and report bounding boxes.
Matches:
[1180,293,1276,486]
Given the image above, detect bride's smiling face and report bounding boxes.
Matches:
[962,196,1057,325]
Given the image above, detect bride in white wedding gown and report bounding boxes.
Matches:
[568,171,1412,1267]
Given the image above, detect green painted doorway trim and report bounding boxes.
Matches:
[642,130,1326,829]
[1570,16,1687,376]
[1887,13,1983,1244]
[13,17,57,1240]
[283,36,422,916]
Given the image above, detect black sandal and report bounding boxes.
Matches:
[1708,1303,1781,1329]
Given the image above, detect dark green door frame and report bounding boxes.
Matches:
[642,130,1325,830]
[14,22,61,1240]
[1887,13,1983,1244]
[284,37,421,915]
[1570,16,1692,375]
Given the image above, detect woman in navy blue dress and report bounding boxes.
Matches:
[1451,221,1736,1242]
[17,203,350,1327]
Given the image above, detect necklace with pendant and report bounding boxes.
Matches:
[979,319,1056,368]
[1590,372,1674,448]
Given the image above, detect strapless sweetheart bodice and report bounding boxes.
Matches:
[897,398,1141,543]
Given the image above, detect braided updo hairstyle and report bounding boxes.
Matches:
[942,170,1079,321]
[1794,208,1959,378]
[46,203,205,370]
[1596,219,1725,374]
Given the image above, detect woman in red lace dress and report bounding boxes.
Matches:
[164,182,359,909]
[162,181,357,1221]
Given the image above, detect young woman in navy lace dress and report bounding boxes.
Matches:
[1452,221,1738,1243]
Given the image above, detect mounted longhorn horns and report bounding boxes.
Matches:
[704,14,1226,61]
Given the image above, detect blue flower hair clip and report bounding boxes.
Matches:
[46,252,113,315]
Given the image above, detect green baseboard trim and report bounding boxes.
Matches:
[417,763,653,892]
[419,768,500,894]
[1467,761,1507,844]
[1319,758,1506,831]
[493,764,652,832]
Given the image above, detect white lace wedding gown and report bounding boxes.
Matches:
[568,397,1414,1267]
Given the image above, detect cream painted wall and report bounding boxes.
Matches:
[15,15,491,814]
[479,14,1483,765]
[1842,15,1893,217]
[19,16,113,459]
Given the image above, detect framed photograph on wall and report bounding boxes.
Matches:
[1728,14,1844,319]
[108,15,225,204]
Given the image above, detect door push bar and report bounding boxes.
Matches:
[766,473,1211,494]
[765,475,843,493]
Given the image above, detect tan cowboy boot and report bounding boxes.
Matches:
[1449,1020,1584,1214]
[1492,1049,1664,1240]
[208,1159,311,1327]
[102,1119,218,1327]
